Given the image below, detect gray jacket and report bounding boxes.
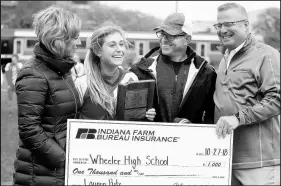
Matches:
[214,34,280,169]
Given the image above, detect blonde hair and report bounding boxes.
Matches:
[32,5,81,58]
[84,21,129,117]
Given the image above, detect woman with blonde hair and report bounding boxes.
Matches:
[13,5,81,186]
[75,21,155,120]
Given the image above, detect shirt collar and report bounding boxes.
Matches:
[225,40,246,56]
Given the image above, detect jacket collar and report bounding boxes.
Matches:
[237,33,257,54]
[137,46,205,70]
[33,42,76,75]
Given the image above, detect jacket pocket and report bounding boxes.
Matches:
[230,69,254,87]
[228,70,257,105]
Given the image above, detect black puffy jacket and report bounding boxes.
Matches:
[13,43,81,186]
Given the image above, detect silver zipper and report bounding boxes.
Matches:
[172,75,177,95]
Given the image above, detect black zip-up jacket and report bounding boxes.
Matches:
[130,46,217,124]
[13,42,81,186]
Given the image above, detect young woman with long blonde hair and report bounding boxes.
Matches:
[75,21,156,120]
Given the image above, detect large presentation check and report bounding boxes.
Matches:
[65,119,233,185]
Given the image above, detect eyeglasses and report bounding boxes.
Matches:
[213,19,247,30]
[156,31,186,40]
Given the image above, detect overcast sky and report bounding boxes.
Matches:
[101,1,280,21]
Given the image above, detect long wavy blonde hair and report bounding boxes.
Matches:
[84,21,129,117]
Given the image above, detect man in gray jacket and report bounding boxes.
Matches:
[213,3,280,185]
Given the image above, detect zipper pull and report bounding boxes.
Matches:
[225,70,227,75]
[172,75,177,95]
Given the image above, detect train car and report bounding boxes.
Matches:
[1,28,223,69]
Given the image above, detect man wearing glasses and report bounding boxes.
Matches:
[130,13,217,124]
[213,3,280,185]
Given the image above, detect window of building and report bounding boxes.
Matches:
[78,40,86,49]
[210,43,219,51]
[26,39,38,49]
[16,40,21,53]
[139,43,144,55]
[149,41,159,50]
[201,44,205,56]
[189,43,196,50]
[1,40,10,54]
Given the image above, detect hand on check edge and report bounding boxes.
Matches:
[146,108,156,121]
[216,115,239,139]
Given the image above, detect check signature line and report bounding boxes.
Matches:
[70,174,225,178]
[144,175,224,178]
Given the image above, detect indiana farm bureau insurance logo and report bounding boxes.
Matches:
[75,128,180,143]
[76,128,97,139]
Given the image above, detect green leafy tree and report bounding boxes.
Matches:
[253,8,280,50]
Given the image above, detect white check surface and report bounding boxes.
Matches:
[65,119,233,185]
